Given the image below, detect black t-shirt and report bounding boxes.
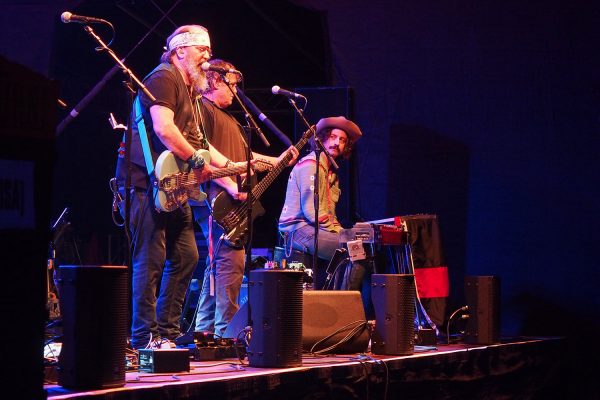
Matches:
[200,98,248,162]
[200,98,255,202]
[116,63,207,190]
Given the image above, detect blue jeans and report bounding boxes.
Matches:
[127,190,199,349]
[192,206,245,337]
[287,224,341,261]
[285,225,369,293]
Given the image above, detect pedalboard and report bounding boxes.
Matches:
[188,343,246,361]
[173,331,247,361]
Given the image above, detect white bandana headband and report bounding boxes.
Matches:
[167,31,211,51]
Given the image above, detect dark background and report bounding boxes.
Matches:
[2,0,598,397]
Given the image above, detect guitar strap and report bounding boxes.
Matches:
[133,96,158,200]
[208,213,215,296]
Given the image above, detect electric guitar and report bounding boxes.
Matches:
[154,150,271,212]
[212,127,314,246]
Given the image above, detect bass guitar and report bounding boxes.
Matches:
[212,127,314,246]
[154,150,271,212]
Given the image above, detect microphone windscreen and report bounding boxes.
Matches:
[61,11,72,23]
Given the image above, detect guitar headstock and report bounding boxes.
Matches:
[301,126,316,141]
[252,159,274,172]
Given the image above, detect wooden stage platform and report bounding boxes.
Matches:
[44,337,566,399]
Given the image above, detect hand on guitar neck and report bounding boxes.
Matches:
[277,145,300,167]
[212,129,312,247]
[216,147,297,209]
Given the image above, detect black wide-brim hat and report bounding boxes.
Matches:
[315,116,362,142]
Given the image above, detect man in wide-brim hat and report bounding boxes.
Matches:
[278,115,364,291]
[313,116,362,159]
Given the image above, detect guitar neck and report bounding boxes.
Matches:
[211,165,251,180]
[178,165,251,186]
[252,132,312,199]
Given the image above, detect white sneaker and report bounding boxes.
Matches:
[150,338,176,349]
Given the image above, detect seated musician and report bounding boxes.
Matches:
[278,116,365,290]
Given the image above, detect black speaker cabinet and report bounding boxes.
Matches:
[1,57,57,400]
[223,298,250,339]
[247,269,304,367]
[370,274,416,355]
[464,275,501,344]
[302,290,369,354]
[58,265,128,389]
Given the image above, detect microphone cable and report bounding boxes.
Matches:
[446,305,469,344]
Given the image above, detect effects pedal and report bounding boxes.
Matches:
[175,331,247,361]
[188,343,246,361]
[415,328,437,346]
[138,348,190,373]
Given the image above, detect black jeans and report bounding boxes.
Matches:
[127,190,199,349]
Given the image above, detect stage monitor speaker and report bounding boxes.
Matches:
[247,269,304,367]
[223,300,249,339]
[464,275,501,344]
[370,274,416,355]
[302,290,369,354]
[58,265,128,389]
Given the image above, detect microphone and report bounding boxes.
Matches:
[61,11,109,25]
[200,62,242,76]
[271,85,306,100]
[237,89,292,147]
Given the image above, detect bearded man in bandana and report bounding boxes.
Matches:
[115,25,240,349]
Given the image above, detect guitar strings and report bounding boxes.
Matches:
[219,128,313,234]
[224,145,297,228]
[226,133,310,225]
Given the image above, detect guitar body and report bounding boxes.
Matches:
[211,191,265,247]
[154,150,210,212]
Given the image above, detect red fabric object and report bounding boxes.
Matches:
[415,266,450,298]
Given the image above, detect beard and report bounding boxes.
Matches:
[190,67,208,94]
[183,59,208,93]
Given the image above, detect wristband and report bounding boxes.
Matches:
[188,149,206,170]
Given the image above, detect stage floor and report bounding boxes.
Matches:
[44,336,566,400]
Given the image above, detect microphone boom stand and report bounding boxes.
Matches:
[222,75,270,336]
[286,98,338,286]
[57,1,182,135]
[78,24,156,277]
[237,88,292,147]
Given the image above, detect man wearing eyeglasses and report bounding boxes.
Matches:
[278,116,363,290]
[115,26,246,350]
[191,59,298,338]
